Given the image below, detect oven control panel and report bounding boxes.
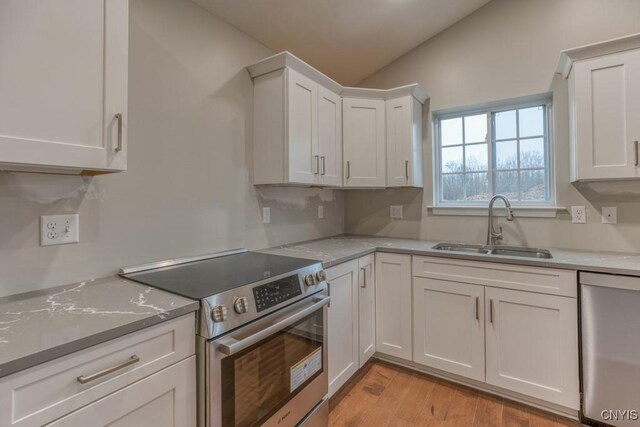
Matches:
[253,274,302,312]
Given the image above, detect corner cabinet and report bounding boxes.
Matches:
[248,52,428,189]
[558,34,640,182]
[0,0,128,174]
[249,55,343,187]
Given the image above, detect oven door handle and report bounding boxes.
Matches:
[216,295,330,356]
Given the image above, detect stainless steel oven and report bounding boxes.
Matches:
[200,291,329,427]
[120,250,330,427]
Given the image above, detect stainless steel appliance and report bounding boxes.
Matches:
[580,272,640,427]
[121,250,329,427]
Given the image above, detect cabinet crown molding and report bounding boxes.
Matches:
[247,51,428,103]
[556,32,640,78]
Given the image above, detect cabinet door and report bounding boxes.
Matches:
[485,287,579,410]
[318,86,342,187]
[358,254,376,367]
[413,278,485,382]
[326,260,359,397]
[287,69,318,184]
[0,0,128,173]
[47,357,196,427]
[573,49,640,180]
[343,98,386,187]
[386,96,422,188]
[375,253,412,360]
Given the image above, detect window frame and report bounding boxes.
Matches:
[433,94,555,207]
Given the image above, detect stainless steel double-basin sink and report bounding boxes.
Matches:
[433,243,552,259]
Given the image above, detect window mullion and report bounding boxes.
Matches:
[487,112,494,198]
[516,108,521,201]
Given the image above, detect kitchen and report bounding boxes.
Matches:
[1,0,639,426]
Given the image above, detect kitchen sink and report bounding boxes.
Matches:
[433,243,552,259]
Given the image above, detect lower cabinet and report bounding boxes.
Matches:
[485,287,579,409]
[327,254,376,396]
[327,259,360,396]
[358,254,376,367]
[375,253,412,360]
[413,277,485,382]
[47,356,196,427]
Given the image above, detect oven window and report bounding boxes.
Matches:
[221,308,324,427]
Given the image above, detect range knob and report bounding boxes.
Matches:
[211,305,228,322]
[233,297,249,314]
[304,274,316,286]
[316,270,327,282]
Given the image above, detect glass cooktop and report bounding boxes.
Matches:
[121,251,318,300]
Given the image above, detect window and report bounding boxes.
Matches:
[435,96,552,206]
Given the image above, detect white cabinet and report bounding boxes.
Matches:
[559,35,640,181]
[386,95,423,188]
[326,260,359,396]
[413,277,485,382]
[358,254,376,366]
[485,287,579,410]
[375,253,412,360]
[250,59,343,186]
[0,0,128,174]
[47,357,196,427]
[342,97,386,187]
[318,86,343,186]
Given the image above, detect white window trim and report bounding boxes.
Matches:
[432,93,556,210]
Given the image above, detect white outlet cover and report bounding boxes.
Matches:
[318,205,324,219]
[390,205,403,219]
[571,206,586,224]
[262,207,271,224]
[41,214,79,246]
[602,206,617,224]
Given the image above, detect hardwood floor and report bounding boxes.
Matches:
[329,360,582,427]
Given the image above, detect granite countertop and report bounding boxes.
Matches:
[0,276,198,379]
[260,235,640,277]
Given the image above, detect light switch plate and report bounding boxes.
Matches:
[41,214,79,246]
[571,206,586,224]
[262,207,271,224]
[390,205,403,219]
[602,206,617,224]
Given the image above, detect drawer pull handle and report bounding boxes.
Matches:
[635,141,639,167]
[360,267,367,288]
[77,355,140,384]
[489,299,494,324]
[475,296,479,321]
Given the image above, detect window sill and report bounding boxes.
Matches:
[427,205,567,218]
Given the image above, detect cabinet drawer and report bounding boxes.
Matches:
[0,313,195,427]
[412,256,577,297]
[46,356,196,427]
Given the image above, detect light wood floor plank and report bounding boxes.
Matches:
[329,361,577,427]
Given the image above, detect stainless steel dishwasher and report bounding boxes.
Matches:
[580,272,640,426]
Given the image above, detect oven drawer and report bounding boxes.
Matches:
[0,313,195,427]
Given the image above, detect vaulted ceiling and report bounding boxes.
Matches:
[194,0,492,85]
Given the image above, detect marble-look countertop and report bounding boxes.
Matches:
[260,235,640,276]
[0,276,198,379]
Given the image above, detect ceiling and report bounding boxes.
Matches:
[194,0,492,86]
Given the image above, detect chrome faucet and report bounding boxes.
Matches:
[487,195,514,246]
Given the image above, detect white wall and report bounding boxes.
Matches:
[0,0,344,297]
[347,0,640,252]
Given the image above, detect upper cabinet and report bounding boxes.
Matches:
[248,52,428,188]
[249,53,343,186]
[0,0,128,175]
[558,33,640,182]
[385,89,426,188]
[342,95,386,187]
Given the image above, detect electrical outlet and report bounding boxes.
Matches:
[262,207,271,224]
[41,214,79,246]
[318,205,324,219]
[571,206,586,224]
[390,205,403,219]
[602,206,617,224]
